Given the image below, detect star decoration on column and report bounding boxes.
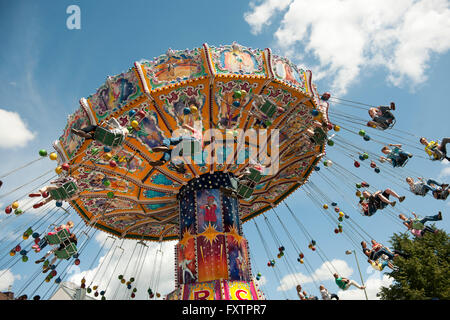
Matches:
[179,228,194,248]
[227,224,244,245]
[198,223,219,245]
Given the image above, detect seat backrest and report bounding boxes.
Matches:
[63,181,78,197]
[45,233,61,245]
[237,184,254,198]
[376,118,396,130]
[260,101,277,118]
[312,127,327,144]
[95,127,124,147]
[54,243,77,260]
[247,168,262,183]
[45,228,71,245]
[49,188,66,200]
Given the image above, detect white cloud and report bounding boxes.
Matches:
[67,239,176,300]
[245,0,450,94]
[0,109,36,148]
[277,259,353,291]
[244,0,293,35]
[256,275,267,286]
[337,265,394,300]
[276,259,393,299]
[0,269,21,291]
[439,159,450,179]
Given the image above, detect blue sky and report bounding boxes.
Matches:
[0,0,449,300]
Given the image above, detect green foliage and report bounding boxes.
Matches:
[379,228,450,300]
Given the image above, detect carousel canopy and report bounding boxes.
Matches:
[53,42,329,240]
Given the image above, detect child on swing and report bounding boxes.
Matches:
[35,232,78,272]
[29,175,78,209]
[367,102,396,130]
[319,285,339,300]
[71,118,129,141]
[399,212,442,237]
[419,137,450,161]
[379,144,412,167]
[333,273,366,290]
[359,189,405,216]
[301,120,328,147]
[32,221,74,252]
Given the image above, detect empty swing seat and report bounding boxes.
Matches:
[259,101,277,118]
[236,168,263,199]
[246,168,263,183]
[237,184,254,199]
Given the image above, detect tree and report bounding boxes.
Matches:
[379,228,450,300]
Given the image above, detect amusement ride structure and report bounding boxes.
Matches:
[1,42,447,301]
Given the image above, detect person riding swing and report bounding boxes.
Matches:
[71,118,129,147]
[367,102,396,130]
[29,175,79,209]
[419,137,450,162]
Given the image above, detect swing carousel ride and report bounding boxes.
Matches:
[0,43,447,300]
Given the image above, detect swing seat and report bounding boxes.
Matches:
[393,157,409,168]
[358,202,374,217]
[374,118,396,130]
[378,254,390,261]
[259,101,277,118]
[246,168,263,183]
[237,184,254,199]
[428,149,444,161]
[49,181,78,200]
[45,228,71,245]
[94,127,125,147]
[54,243,78,260]
[311,128,327,145]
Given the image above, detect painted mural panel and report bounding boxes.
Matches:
[227,236,250,282]
[196,189,223,233]
[141,48,207,90]
[177,237,197,284]
[210,43,266,76]
[59,107,91,159]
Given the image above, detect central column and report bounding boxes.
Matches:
[174,172,263,300]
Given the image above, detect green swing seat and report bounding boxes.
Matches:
[259,101,277,118]
[49,181,78,200]
[94,126,125,147]
[237,184,254,199]
[311,127,327,145]
[54,242,78,260]
[245,168,263,183]
[236,168,263,199]
[45,229,78,260]
[45,228,71,245]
